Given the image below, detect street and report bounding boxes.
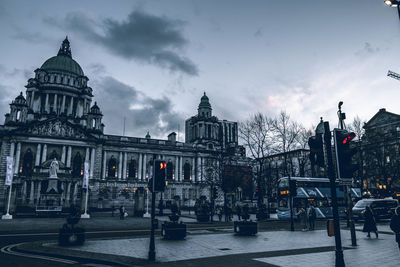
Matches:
[0,215,398,267]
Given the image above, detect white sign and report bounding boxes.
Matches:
[5,156,14,186]
[83,161,89,189]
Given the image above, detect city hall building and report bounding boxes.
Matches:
[0,38,250,215]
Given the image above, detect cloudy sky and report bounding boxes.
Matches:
[1,0,400,140]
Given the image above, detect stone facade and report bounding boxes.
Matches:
[360,108,400,197]
[0,38,250,214]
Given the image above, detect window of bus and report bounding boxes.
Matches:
[278,198,289,210]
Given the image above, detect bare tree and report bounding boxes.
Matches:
[347,116,365,141]
[295,127,313,177]
[270,111,303,177]
[239,113,274,218]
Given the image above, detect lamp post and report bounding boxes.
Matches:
[384,0,400,19]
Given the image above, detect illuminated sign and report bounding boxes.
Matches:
[280,190,289,195]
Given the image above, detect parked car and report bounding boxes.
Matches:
[352,199,399,221]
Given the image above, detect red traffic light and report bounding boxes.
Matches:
[159,162,166,169]
[342,132,355,144]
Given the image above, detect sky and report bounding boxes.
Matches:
[1,0,400,140]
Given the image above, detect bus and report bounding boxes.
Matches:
[277,177,361,220]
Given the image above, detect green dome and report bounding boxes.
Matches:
[40,37,84,76]
[41,55,84,76]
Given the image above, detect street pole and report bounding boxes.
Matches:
[324,122,345,267]
[144,188,150,217]
[148,163,156,261]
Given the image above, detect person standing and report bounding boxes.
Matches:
[390,206,400,251]
[363,206,378,238]
[308,204,316,230]
[236,204,242,220]
[295,205,307,231]
[119,205,125,220]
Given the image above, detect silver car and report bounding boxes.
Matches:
[352,199,398,221]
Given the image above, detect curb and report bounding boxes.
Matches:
[15,240,148,266]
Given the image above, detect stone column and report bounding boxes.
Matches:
[14,142,21,174]
[61,95,66,114]
[192,158,195,182]
[69,97,74,116]
[53,93,57,114]
[61,146,66,164]
[179,156,183,182]
[41,144,47,163]
[37,182,41,204]
[138,153,143,180]
[197,157,201,182]
[175,157,179,181]
[66,182,71,205]
[102,151,107,179]
[123,152,127,180]
[73,183,78,204]
[118,152,122,179]
[66,146,72,168]
[85,147,90,162]
[30,91,35,109]
[29,181,34,204]
[22,181,27,203]
[90,148,95,179]
[35,144,41,166]
[45,93,49,113]
[143,154,147,179]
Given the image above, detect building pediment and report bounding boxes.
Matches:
[364,108,400,129]
[15,118,94,140]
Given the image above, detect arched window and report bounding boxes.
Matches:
[128,159,136,178]
[72,152,82,176]
[108,156,117,178]
[184,162,191,181]
[166,162,173,180]
[22,149,33,176]
[16,110,21,121]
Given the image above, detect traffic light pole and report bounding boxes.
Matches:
[324,122,345,267]
[148,164,156,261]
[337,102,357,247]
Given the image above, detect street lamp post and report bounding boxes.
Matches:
[384,0,400,19]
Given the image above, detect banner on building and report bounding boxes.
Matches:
[83,161,89,189]
[5,156,14,186]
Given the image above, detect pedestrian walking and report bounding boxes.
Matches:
[308,204,316,230]
[119,205,125,220]
[363,206,378,238]
[217,206,223,222]
[295,205,307,231]
[390,206,400,251]
[236,204,242,221]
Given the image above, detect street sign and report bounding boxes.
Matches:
[338,178,352,186]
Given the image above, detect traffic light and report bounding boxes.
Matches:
[212,187,218,200]
[289,179,297,197]
[154,160,166,192]
[334,129,358,179]
[308,134,325,167]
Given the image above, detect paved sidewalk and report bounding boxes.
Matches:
[39,229,399,266]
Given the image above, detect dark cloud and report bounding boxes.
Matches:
[44,10,198,75]
[12,28,51,44]
[355,42,380,56]
[254,28,263,38]
[91,76,184,139]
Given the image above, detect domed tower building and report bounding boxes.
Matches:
[0,38,252,217]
